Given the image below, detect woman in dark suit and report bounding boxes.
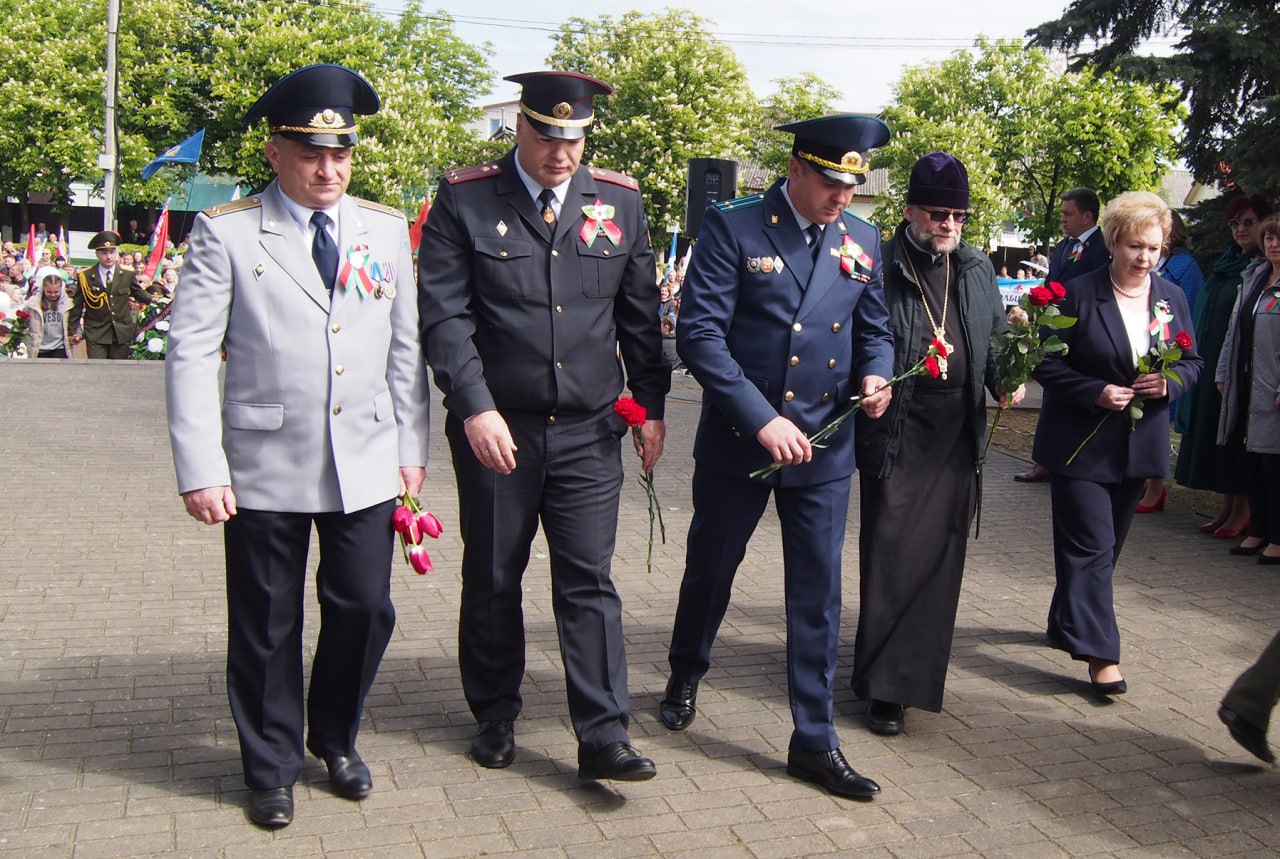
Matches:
[1032,191,1202,693]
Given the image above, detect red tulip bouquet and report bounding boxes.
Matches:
[392,494,443,575]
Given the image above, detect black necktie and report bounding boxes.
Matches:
[805,224,822,263]
[538,188,557,238]
[311,211,338,294]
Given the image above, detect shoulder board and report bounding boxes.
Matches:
[714,194,765,213]
[588,166,639,191]
[841,208,876,229]
[355,198,405,219]
[203,197,262,218]
[443,162,502,184]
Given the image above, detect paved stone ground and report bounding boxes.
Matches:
[1,361,1278,858]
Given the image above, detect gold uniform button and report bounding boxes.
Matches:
[832,322,842,333]
[332,405,342,415]
[335,365,345,375]
[784,391,795,402]
[602,249,610,256]
[828,359,837,368]
[792,323,803,332]
[548,415,557,423]
[499,251,508,257]
[552,250,559,257]
[790,356,799,366]
[822,392,831,402]
[556,361,564,369]
[555,305,564,313]
[331,323,340,333]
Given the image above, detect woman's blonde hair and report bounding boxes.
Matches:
[1102,191,1172,250]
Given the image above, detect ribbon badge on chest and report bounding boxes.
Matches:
[836,235,873,279]
[579,200,622,248]
[1148,299,1174,341]
[338,243,376,298]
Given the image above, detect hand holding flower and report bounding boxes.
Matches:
[859,375,892,419]
[1095,384,1136,411]
[756,416,814,466]
[634,419,666,472]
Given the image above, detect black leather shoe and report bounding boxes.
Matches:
[866,699,905,736]
[470,720,515,768]
[1219,705,1275,763]
[247,786,294,827]
[577,742,657,781]
[786,748,880,799]
[658,677,698,731]
[1229,543,1264,556]
[319,752,373,799]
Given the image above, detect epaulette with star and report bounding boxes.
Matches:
[355,198,405,219]
[714,194,765,213]
[587,166,639,191]
[203,197,262,218]
[443,162,502,184]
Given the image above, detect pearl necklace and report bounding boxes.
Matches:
[1110,272,1150,299]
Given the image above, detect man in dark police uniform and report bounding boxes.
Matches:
[166,65,430,827]
[658,115,893,798]
[418,71,669,781]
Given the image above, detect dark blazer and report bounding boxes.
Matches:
[676,179,893,486]
[1032,267,1202,481]
[1047,228,1110,286]
[69,265,150,345]
[419,150,669,421]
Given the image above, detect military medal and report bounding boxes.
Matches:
[747,257,760,273]
[760,256,774,274]
[496,220,508,236]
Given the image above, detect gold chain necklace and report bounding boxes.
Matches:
[903,241,952,380]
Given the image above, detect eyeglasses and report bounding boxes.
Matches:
[1228,217,1258,231]
[921,208,969,225]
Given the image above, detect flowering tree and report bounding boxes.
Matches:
[548,9,758,236]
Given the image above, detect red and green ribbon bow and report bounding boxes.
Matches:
[837,235,873,277]
[338,243,376,297]
[1148,299,1173,342]
[579,200,622,247]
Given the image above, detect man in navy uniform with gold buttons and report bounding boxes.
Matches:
[165,65,430,827]
[658,115,893,799]
[418,71,669,781]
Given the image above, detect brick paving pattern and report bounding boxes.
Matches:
[0,361,1277,857]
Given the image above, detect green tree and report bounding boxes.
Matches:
[547,9,758,235]
[1028,0,1280,200]
[0,0,105,223]
[874,38,1181,249]
[752,73,843,179]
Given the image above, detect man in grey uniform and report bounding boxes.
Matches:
[165,64,429,827]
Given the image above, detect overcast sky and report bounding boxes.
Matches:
[378,0,1146,112]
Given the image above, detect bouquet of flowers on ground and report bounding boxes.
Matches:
[0,309,31,358]
[985,281,1076,454]
[1066,309,1191,465]
[615,396,664,574]
[131,302,173,360]
[392,494,443,575]
[750,337,951,479]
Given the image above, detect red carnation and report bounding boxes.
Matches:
[613,396,647,428]
[930,337,949,359]
[924,356,941,379]
[1028,286,1053,307]
[1175,330,1193,350]
[1048,281,1066,301]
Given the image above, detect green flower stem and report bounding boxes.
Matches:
[1065,412,1111,466]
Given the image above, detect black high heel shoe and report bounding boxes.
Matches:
[1089,663,1127,695]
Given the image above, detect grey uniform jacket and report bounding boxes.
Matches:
[165,180,430,513]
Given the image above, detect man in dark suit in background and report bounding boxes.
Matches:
[418,70,670,782]
[68,230,151,358]
[657,115,893,799]
[1016,186,1109,482]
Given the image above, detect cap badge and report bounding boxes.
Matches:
[840,152,864,171]
[579,200,622,248]
[552,102,574,120]
[311,109,344,129]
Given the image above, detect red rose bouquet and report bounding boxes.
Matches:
[392,493,443,574]
[1066,302,1190,465]
[750,337,951,479]
[985,281,1075,454]
[614,396,664,574]
[0,309,32,358]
